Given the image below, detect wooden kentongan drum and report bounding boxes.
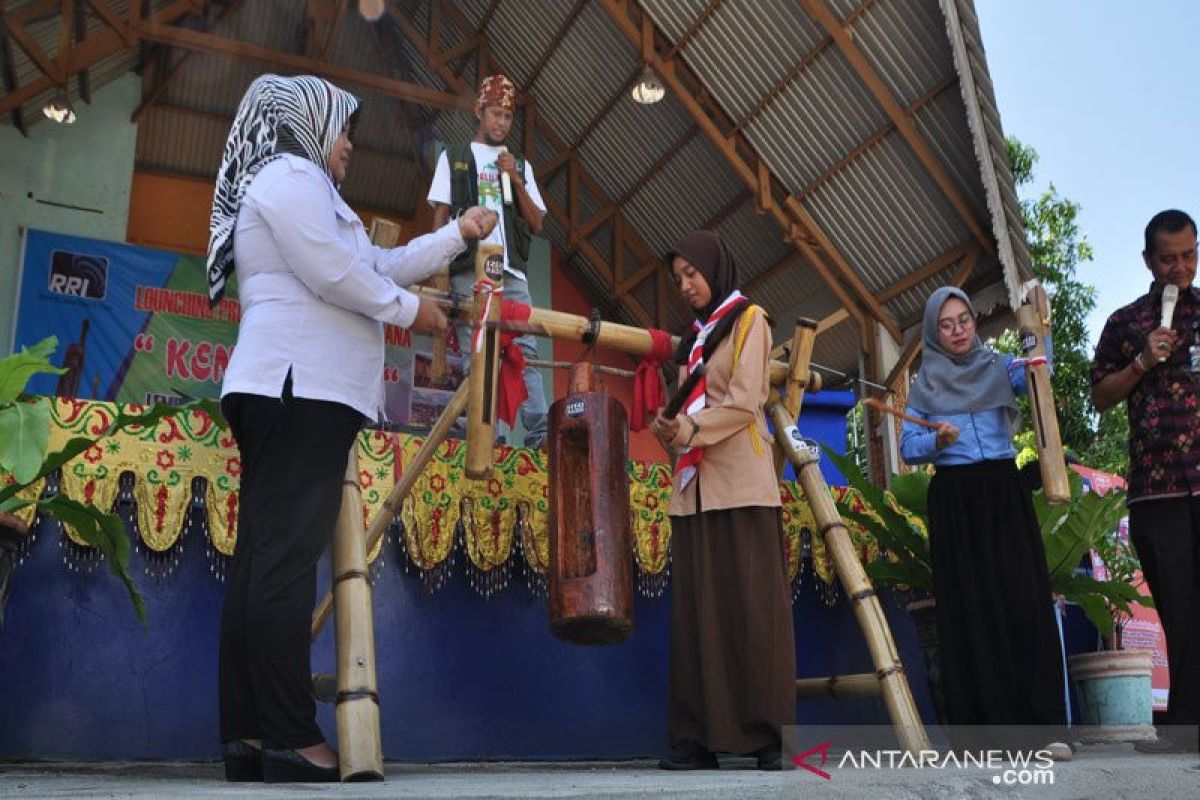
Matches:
[547,364,633,645]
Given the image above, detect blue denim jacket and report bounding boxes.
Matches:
[900,339,1052,467]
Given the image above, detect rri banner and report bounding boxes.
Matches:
[11,229,437,426]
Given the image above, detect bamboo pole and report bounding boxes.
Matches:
[430,268,451,384]
[769,400,930,754]
[330,446,384,781]
[1015,284,1069,504]
[464,244,504,480]
[312,381,469,641]
[776,319,818,477]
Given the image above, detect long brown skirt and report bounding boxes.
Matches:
[667,505,797,754]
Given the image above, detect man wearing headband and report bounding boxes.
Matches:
[1092,208,1200,753]
[427,74,549,448]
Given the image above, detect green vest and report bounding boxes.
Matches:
[445,142,533,275]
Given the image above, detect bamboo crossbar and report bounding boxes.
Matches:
[796,673,882,699]
[410,286,815,390]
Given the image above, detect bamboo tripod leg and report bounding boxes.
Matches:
[330,445,383,781]
[312,381,469,642]
[770,403,930,754]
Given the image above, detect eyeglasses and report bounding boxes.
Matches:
[936,313,975,334]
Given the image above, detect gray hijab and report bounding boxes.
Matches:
[907,286,1018,427]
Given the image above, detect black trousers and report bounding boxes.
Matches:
[218,384,362,748]
[1129,497,1200,726]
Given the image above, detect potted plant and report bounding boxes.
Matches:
[0,336,221,624]
[1050,504,1155,743]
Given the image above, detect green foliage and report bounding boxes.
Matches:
[1082,404,1130,477]
[1035,472,1151,645]
[825,445,933,594]
[0,337,65,404]
[1091,524,1150,648]
[0,336,226,625]
[831,442,1149,644]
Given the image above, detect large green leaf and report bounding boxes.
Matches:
[0,398,51,483]
[888,471,931,520]
[825,445,933,592]
[37,494,145,625]
[1043,485,1125,589]
[0,337,65,403]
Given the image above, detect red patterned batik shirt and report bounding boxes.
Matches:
[1092,282,1200,503]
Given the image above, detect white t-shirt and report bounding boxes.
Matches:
[427,141,546,280]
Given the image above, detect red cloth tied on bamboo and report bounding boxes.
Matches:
[630,328,675,432]
[496,299,532,427]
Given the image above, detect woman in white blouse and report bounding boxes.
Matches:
[207,74,495,783]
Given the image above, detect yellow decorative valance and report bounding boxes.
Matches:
[7,399,885,596]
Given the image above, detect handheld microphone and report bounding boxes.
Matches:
[1161,284,1180,329]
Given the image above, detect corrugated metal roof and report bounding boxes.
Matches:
[2,0,1033,374]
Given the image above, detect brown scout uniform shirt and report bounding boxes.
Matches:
[667,306,781,517]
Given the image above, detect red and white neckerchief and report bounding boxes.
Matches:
[675,290,746,490]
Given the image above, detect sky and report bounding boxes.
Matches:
[974,0,1199,348]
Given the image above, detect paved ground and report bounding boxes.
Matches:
[1,745,1197,799]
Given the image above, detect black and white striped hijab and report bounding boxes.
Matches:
[207,74,360,305]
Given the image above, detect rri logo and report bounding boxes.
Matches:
[47,251,108,300]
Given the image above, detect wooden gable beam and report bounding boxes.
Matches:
[136,21,471,111]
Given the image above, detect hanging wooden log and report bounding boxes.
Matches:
[547,363,634,645]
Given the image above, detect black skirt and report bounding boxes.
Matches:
[927,460,1067,731]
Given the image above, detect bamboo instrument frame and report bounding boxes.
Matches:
[309,269,927,752]
[770,320,930,755]
[1015,283,1069,504]
[329,446,384,781]
[464,244,505,480]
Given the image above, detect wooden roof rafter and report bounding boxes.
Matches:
[0,0,198,116]
[602,0,899,341]
[799,0,994,254]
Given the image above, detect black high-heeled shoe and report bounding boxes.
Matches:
[262,747,340,783]
[221,740,263,782]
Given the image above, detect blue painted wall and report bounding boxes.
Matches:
[0,514,932,760]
